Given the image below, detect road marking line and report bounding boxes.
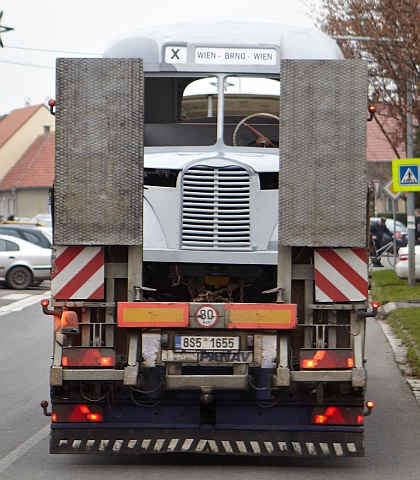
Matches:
[0,424,50,474]
[0,291,51,316]
[2,293,31,300]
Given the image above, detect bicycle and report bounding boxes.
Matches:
[370,240,397,267]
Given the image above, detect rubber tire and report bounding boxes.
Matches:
[7,266,32,290]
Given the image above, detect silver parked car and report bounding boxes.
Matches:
[0,224,52,249]
[395,246,420,280]
[0,234,51,289]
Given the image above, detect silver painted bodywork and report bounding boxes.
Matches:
[104,22,345,265]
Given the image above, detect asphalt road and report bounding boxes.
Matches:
[0,286,420,479]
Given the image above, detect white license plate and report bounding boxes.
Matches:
[175,335,239,352]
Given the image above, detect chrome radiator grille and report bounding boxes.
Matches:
[181,165,251,249]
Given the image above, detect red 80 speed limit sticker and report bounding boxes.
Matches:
[195,305,219,328]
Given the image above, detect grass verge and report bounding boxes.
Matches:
[371,269,420,374]
[386,309,420,375]
[370,269,420,304]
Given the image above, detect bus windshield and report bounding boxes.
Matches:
[144,74,280,148]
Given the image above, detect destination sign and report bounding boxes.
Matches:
[195,47,277,65]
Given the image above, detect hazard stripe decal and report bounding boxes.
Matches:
[51,246,85,277]
[314,270,350,302]
[314,248,368,302]
[52,246,104,300]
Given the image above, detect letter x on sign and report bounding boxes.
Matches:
[165,46,187,63]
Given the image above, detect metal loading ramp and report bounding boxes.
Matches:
[279,59,367,248]
[54,58,144,246]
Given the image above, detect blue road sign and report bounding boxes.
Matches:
[399,165,419,185]
[392,159,420,191]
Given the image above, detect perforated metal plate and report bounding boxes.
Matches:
[279,60,367,247]
[54,58,144,245]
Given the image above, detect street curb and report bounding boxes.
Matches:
[377,312,420,406]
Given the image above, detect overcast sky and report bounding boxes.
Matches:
[0,0,323,116]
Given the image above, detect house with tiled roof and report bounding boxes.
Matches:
[0,129,54,218]
[0,104,54,180]
[366,112,406,217]
[0,104,55,218]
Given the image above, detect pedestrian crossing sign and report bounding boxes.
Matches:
[392,159,420,191]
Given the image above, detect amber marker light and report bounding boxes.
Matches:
[51,404,104,423]
[300,349,354,370]
[311,406,364,425]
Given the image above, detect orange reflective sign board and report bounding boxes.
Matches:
[118,302,189,328]
[226,303,297,329]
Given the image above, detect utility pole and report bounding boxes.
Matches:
[406,79,416,286]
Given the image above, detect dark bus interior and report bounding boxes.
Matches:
[144,76,280,147]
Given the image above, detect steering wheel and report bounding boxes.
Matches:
[232,112,280,147]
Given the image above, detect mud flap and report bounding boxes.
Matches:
[50,427,364,457]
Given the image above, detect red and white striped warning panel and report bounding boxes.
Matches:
[51,246,105,300]
[314,248,368,302]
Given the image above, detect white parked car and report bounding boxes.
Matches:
[0,234,51,289]
[395,246,420,280]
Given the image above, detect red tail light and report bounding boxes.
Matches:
[62,348,116,367]
[312,406,364,426]
[399,253,409,262]
[52,404,103,423]
[300,349,354,369]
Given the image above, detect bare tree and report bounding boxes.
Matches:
[319,0,420,157]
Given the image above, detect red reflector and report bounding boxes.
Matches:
[61,348,116,367]
[300,349,354,369]
[52,404,103,423]
[312,406,364,426]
